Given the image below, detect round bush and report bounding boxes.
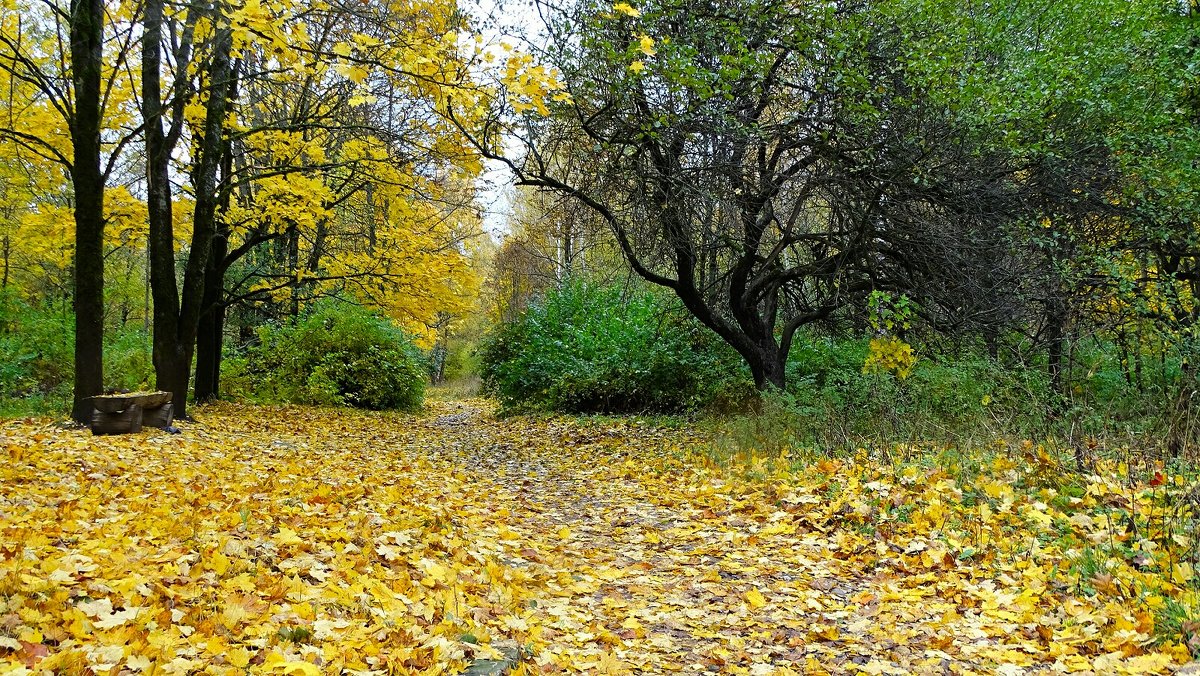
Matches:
[480,281,749,413]
[228,303,426,410]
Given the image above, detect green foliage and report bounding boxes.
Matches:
[479,281,750,413]
[1054,338,1195,444]
[103,328,154,393]
[1155,596,1200,657]
[0,291,73,399]
[440,339,479,383]
[866,291,916,335]
[224,303,426,410]
[0,291,155,415]
[718,335,1053,449]
[712,328,1200,457]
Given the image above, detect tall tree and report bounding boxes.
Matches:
[67,0,105,422]
[0,0,140,421]
[142,0,234,417]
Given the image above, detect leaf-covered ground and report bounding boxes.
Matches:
[2,401,1198,675]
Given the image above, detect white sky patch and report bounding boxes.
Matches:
[461,0,552,240]
[477,158,516,242]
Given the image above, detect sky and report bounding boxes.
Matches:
[461,0,549,241]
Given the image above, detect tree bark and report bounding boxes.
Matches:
[287,225,300,318]
[744,343,787,392]
[193,61,240,403]
[193,229,227,402]
[142,0,183,415]
[69,0,106,423]
[170,17,233,414]
[144,0,233,418]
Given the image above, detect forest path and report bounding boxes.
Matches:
[1,400,1184,675]
[402,402,1189,675]
[412,401,945,674]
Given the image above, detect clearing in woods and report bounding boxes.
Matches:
[0,401,1194,674]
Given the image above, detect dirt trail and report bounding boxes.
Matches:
[410,402,1182,675]
[412,402,900,674]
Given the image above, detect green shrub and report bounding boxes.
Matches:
[224,303,426,410]
[0,292,74,399]
[480,281,751,413]
[777,333,1054,447]
[104,328,155,392]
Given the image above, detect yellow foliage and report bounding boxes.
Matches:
[613,2,641,17]
[637,34,656,56]
[863,336,917,379]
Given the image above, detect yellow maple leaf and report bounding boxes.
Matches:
[637,34,655,56]
[274,526,303,546]
[208,550,231,575]
[227,648,252,668]
[628,60,646,74]
[612,2,640,16]
[271,661,321,676]
[745,588,767,609]
[1170,561,1193,585]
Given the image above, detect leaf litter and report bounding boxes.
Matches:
[1,401,1198,674]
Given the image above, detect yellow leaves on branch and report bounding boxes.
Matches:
[502,52,566,116]
[637,34,656,56]
[612,2,641,17]
[863,335,917,379]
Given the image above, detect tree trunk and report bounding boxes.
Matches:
[69,0,105,424]
[193,61,239,403]
[1044,293,1067,401]
[144,0,233,418]
[172,17,233,415]
[287,225,300,318]
[193,232,227,402]
[143,0,182,415]
[745,342,786,392]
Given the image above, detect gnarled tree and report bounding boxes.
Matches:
[454,0,1024,389]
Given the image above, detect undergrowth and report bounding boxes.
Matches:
[703,399,1200,657]
[0,291,154,417]
[223,302,426,411]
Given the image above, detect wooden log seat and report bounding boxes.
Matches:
[90,391,174,435]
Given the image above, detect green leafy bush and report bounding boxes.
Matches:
[783,334,1053,445]
[224,303,426,410]
[480,281,751,413]
[0,292,74,399]
[104,328,155,393]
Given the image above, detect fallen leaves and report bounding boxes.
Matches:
[0,401,1197,674]
[0,403,544,674]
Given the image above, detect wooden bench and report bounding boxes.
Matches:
[90,391,174,435]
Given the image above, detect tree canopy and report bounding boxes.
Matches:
[453,0,1198,396]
